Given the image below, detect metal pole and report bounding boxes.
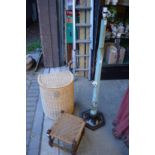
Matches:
[72,0,76,75]
[90,7,108,115]
[81,7,109,130]
[88,0,94,80]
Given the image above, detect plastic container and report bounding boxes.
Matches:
[38,71,74,120]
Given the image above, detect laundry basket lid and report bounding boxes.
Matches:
[38,71,74,89]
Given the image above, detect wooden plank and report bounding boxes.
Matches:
[85,0,91,78]
[64,6,68,65]
[49,0,60,67]
[57,0,65,66]
[79,0,86,77]
[37,0,54,67]
[37,0,60,67]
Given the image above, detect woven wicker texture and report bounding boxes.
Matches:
[38,71,74,120]
[50,113,85,144]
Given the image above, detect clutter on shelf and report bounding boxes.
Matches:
[106,45,117,64]
[105,0,129,6]
[106,22,129,39]
[105,43,126,65]
[105,5,129,39]
[103,4,129,65]
[105,0,118,5]
[118,47,126,64]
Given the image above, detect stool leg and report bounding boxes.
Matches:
[71,140,77,155]
[47,129,55,147]
[71,149,76,155]
[48,136,55,147]
[72,152,76,155]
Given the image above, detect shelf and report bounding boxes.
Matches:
[104,3,129,7]
[102,63,129,67]
[105,37,129,41]
[91,0,129,80]
[100,64,129,80]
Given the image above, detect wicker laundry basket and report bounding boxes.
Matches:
[38,71,74,120]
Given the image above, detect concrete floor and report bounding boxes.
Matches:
[26,68,43,154]
[40,77,129,155]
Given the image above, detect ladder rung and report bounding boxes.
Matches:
[75,68,89,71]
[76,40,91,44]
[76,54,89,57]
[75,6,92,10]
[75,23,91,27]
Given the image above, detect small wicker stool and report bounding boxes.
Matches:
[47,111,85,155]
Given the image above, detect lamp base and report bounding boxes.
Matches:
[81,109,105,130]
